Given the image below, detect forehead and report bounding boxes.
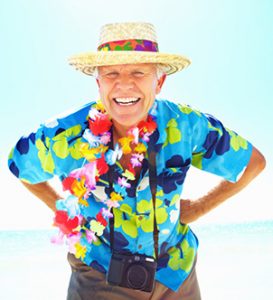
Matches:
[98,63,157,72]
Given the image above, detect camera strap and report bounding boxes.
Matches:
[108,142,159,260]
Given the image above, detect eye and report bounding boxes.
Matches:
[132,71,145,77]
[104,72,119,79]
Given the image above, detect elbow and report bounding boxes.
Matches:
[255,148,266,172]
[250,146,266,176]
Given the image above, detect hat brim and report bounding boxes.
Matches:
[68,51,191,76]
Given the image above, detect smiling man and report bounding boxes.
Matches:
[96,63,166,136]
[8,22,265,300]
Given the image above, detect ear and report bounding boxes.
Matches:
[155,74,167,94]
[96,78,101,88]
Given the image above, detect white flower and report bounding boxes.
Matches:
[170,209,179,223]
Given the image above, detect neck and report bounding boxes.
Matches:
[112,120,131,139]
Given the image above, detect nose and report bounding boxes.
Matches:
[115,74,135,90]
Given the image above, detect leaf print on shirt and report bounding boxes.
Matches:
[15,132,36,155]
[158,155,190,194]
[178,104,202,116]
[114,204,137,238]
[136,199,154,233]
[227,129,248,151]
[202,128,231,158]
[167,239,195,273]
[155,199,168,224]
[36,137,55,173]
[163,118,182,148]
[52,125,83,159]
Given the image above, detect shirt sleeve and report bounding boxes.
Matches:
[187,107,253,182]
[8,124,55,184]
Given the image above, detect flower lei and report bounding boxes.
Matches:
[51,100,157,260]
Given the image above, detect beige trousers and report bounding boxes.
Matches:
[66,253,201,300]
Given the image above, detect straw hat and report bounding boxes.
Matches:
[68,22,191,76]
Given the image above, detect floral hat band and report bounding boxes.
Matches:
[68,22,191,76]
[98,39,159,52]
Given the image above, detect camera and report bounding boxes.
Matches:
[107,252,157,292]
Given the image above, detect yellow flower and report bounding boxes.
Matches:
[119,137,133,154]
[80,143,100,161]
[134,143,146,153]
[110,192,123,201]
[71,178,88,206]
[95,100,106,112]
[122,169,135,181]
[74,243,87,260]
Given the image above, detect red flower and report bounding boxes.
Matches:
[138,115,157,134]
[97,155,109,176]
[127,163,136,176]
[88,115,112,135]
[53,210,80,234]
[96,212,107,226]
[62,176,75,193]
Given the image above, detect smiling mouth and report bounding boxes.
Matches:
[113,97,141,106]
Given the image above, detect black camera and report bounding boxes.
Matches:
[107,252,157,292]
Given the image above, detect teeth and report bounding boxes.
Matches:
[114,97,139,104]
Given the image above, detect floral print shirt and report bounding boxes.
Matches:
[8,99,252,291]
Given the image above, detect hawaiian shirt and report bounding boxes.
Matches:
[8,99,252,291]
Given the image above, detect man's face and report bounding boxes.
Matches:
[96,63,166,128]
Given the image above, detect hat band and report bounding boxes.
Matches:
[98,39,159,52]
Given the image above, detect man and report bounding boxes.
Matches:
[8,22,265,299]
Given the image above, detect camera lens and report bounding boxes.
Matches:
[127,264,148,289]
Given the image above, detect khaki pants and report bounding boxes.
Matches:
[67,253,201,300]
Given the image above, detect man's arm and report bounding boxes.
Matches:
[180,146,266,223]
[21,181,63,212]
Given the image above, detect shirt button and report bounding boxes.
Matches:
[138,245,142,250]
[138,216,143,221]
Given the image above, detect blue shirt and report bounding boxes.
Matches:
[8,99,252,291]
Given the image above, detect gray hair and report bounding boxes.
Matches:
[156,64,168,79]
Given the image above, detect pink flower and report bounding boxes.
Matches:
[105,199,120,208]
[100,132,111,145]
[67,233,82,254]
[101,207,113,218]
[70,161,97,190]
[142,132,151,142]
[130,153,144,167]
[127,127,139,144]
[85,229,98,243]
[118,177,131,188]
[51,231,65,245]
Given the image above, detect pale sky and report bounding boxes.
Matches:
[1,0,272,229]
